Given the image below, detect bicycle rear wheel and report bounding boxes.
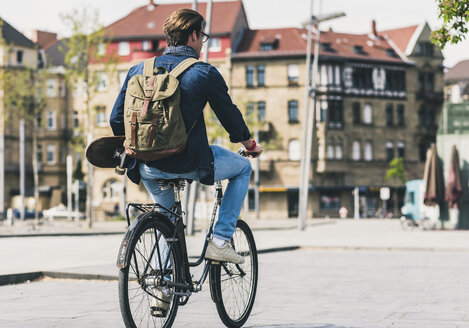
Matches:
[209,219,258,328]
[119,212,181,328]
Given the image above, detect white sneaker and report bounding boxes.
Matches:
[205,240,245,264]
[150,289,171,317]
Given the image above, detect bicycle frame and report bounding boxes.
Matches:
[124,180,224,298]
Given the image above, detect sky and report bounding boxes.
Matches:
[0,0,467,67]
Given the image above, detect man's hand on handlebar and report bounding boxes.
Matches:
[240,138,263,158]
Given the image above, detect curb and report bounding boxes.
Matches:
[0,221,335,238]
[0,271,119,286]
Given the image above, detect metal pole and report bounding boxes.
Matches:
[298,0,314,230]
[254,130,260,219]
[67,155,72,221]
[354,187,359,219]
[19,119,25,220]
[74,180,80,223]
[120,175,127,217]
[202,0,213,63]
[192,0,197,11]
[87,133,93,228]
[0,130,4,219]
[187,182,198,235]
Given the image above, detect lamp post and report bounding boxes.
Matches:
[298,10,345,230]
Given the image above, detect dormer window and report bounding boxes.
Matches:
[321,42,333,52]
[386,48,398,58]
[259,36,278,51]
[354,45,365,55]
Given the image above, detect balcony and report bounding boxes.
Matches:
[316,159,348,173]
[416,91,444,103]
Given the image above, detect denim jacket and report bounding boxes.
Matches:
[110,46,251,185]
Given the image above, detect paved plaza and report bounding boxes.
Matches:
[1,219,469,327]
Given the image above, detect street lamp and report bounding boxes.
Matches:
[298,6,345,230]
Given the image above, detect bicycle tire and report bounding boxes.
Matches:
[209,219,258,328]
[119,211,182,328]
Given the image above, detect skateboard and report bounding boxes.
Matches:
[86,136,128,174]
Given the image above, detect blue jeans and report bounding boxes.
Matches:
[139,145,252,241]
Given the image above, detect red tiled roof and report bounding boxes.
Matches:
[380,25,419,54]
[105,0,243,39]
[234,27,407,63]
[445,60,469,82]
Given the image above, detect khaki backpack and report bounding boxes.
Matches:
[123,57,199,161]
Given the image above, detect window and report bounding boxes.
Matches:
[46,145,56,165]
[321,42,333,52]
[102,179,121,200]
[335,139,343,160]
[142,41,151,51]
[246,102,254,118]
[353,45,365,54]
[287,64,299,85]
[397,141,405,158]
[427,108,435,126]
[46,110,56,131]
[118,70,127,89]
[16,50,23,65]
[36,113,42,129]
[257,101,266,121]
[427,73,434,92]
[419,142,428,162]
[397,104,405,126]
[246,66,254,87]
[37,144,43,163]
[257,65,265,87]
[288,100,298,123]
[418,105,426,126]
[46,79,57,97]
[418,72,434,92]
[208,38,221,52]
[320,100,327,122]
[363,103,373,124]
[59,80,66,98]
[364,141,373,161]
[96,71,108,92]
[248,189,255,210]
[288,139,301,161]
[352,140,361,161]
[352,102,360,124]
[385,70,406,91]
[118,42,130,56]
[327,100,343,129]
[320,193,340,211]
[417,42,434,57]
[260,43,274,51]
[97,43,106,56]
[73,111,79,128]
[327,138,335,159]
[352,67,373,89]
[386,104,394,126]
[319,64,341,87]
[386,49,398,58]
[95,106,107,127]
[386,141,394,161]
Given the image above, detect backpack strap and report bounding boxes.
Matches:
[143,57,156,77]
[169,58,199,78]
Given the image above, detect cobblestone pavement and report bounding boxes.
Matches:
[2,249,469,328]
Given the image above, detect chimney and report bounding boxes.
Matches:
[371,20,377,36]
[147,0,155,10]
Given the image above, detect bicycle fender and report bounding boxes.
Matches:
[116,212,173,269]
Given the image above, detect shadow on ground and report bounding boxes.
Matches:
[247,324,348,328]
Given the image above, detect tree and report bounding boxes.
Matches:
[60,6,116,227]
[384,157,406,184]
[432,0,469,49]
[0,20,47,225]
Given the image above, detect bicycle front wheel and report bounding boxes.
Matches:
[119,212,181,328]
[209,219,258,328]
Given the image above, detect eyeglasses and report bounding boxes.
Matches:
[201,31,210,43]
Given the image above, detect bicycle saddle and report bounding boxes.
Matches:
[157,179,193,190]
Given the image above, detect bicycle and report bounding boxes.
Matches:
[116,151,258,328]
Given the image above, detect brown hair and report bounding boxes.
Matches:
[163,9,204,47]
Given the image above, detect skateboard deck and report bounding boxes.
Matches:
[86,136,126,168]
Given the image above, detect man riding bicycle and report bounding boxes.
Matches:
[110,9,262,266]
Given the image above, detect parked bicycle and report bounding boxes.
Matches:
[115,150,258,328]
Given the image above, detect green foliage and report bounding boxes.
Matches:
[432,0,469,49]
[384,157,405,184]
[73,158,85,181]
